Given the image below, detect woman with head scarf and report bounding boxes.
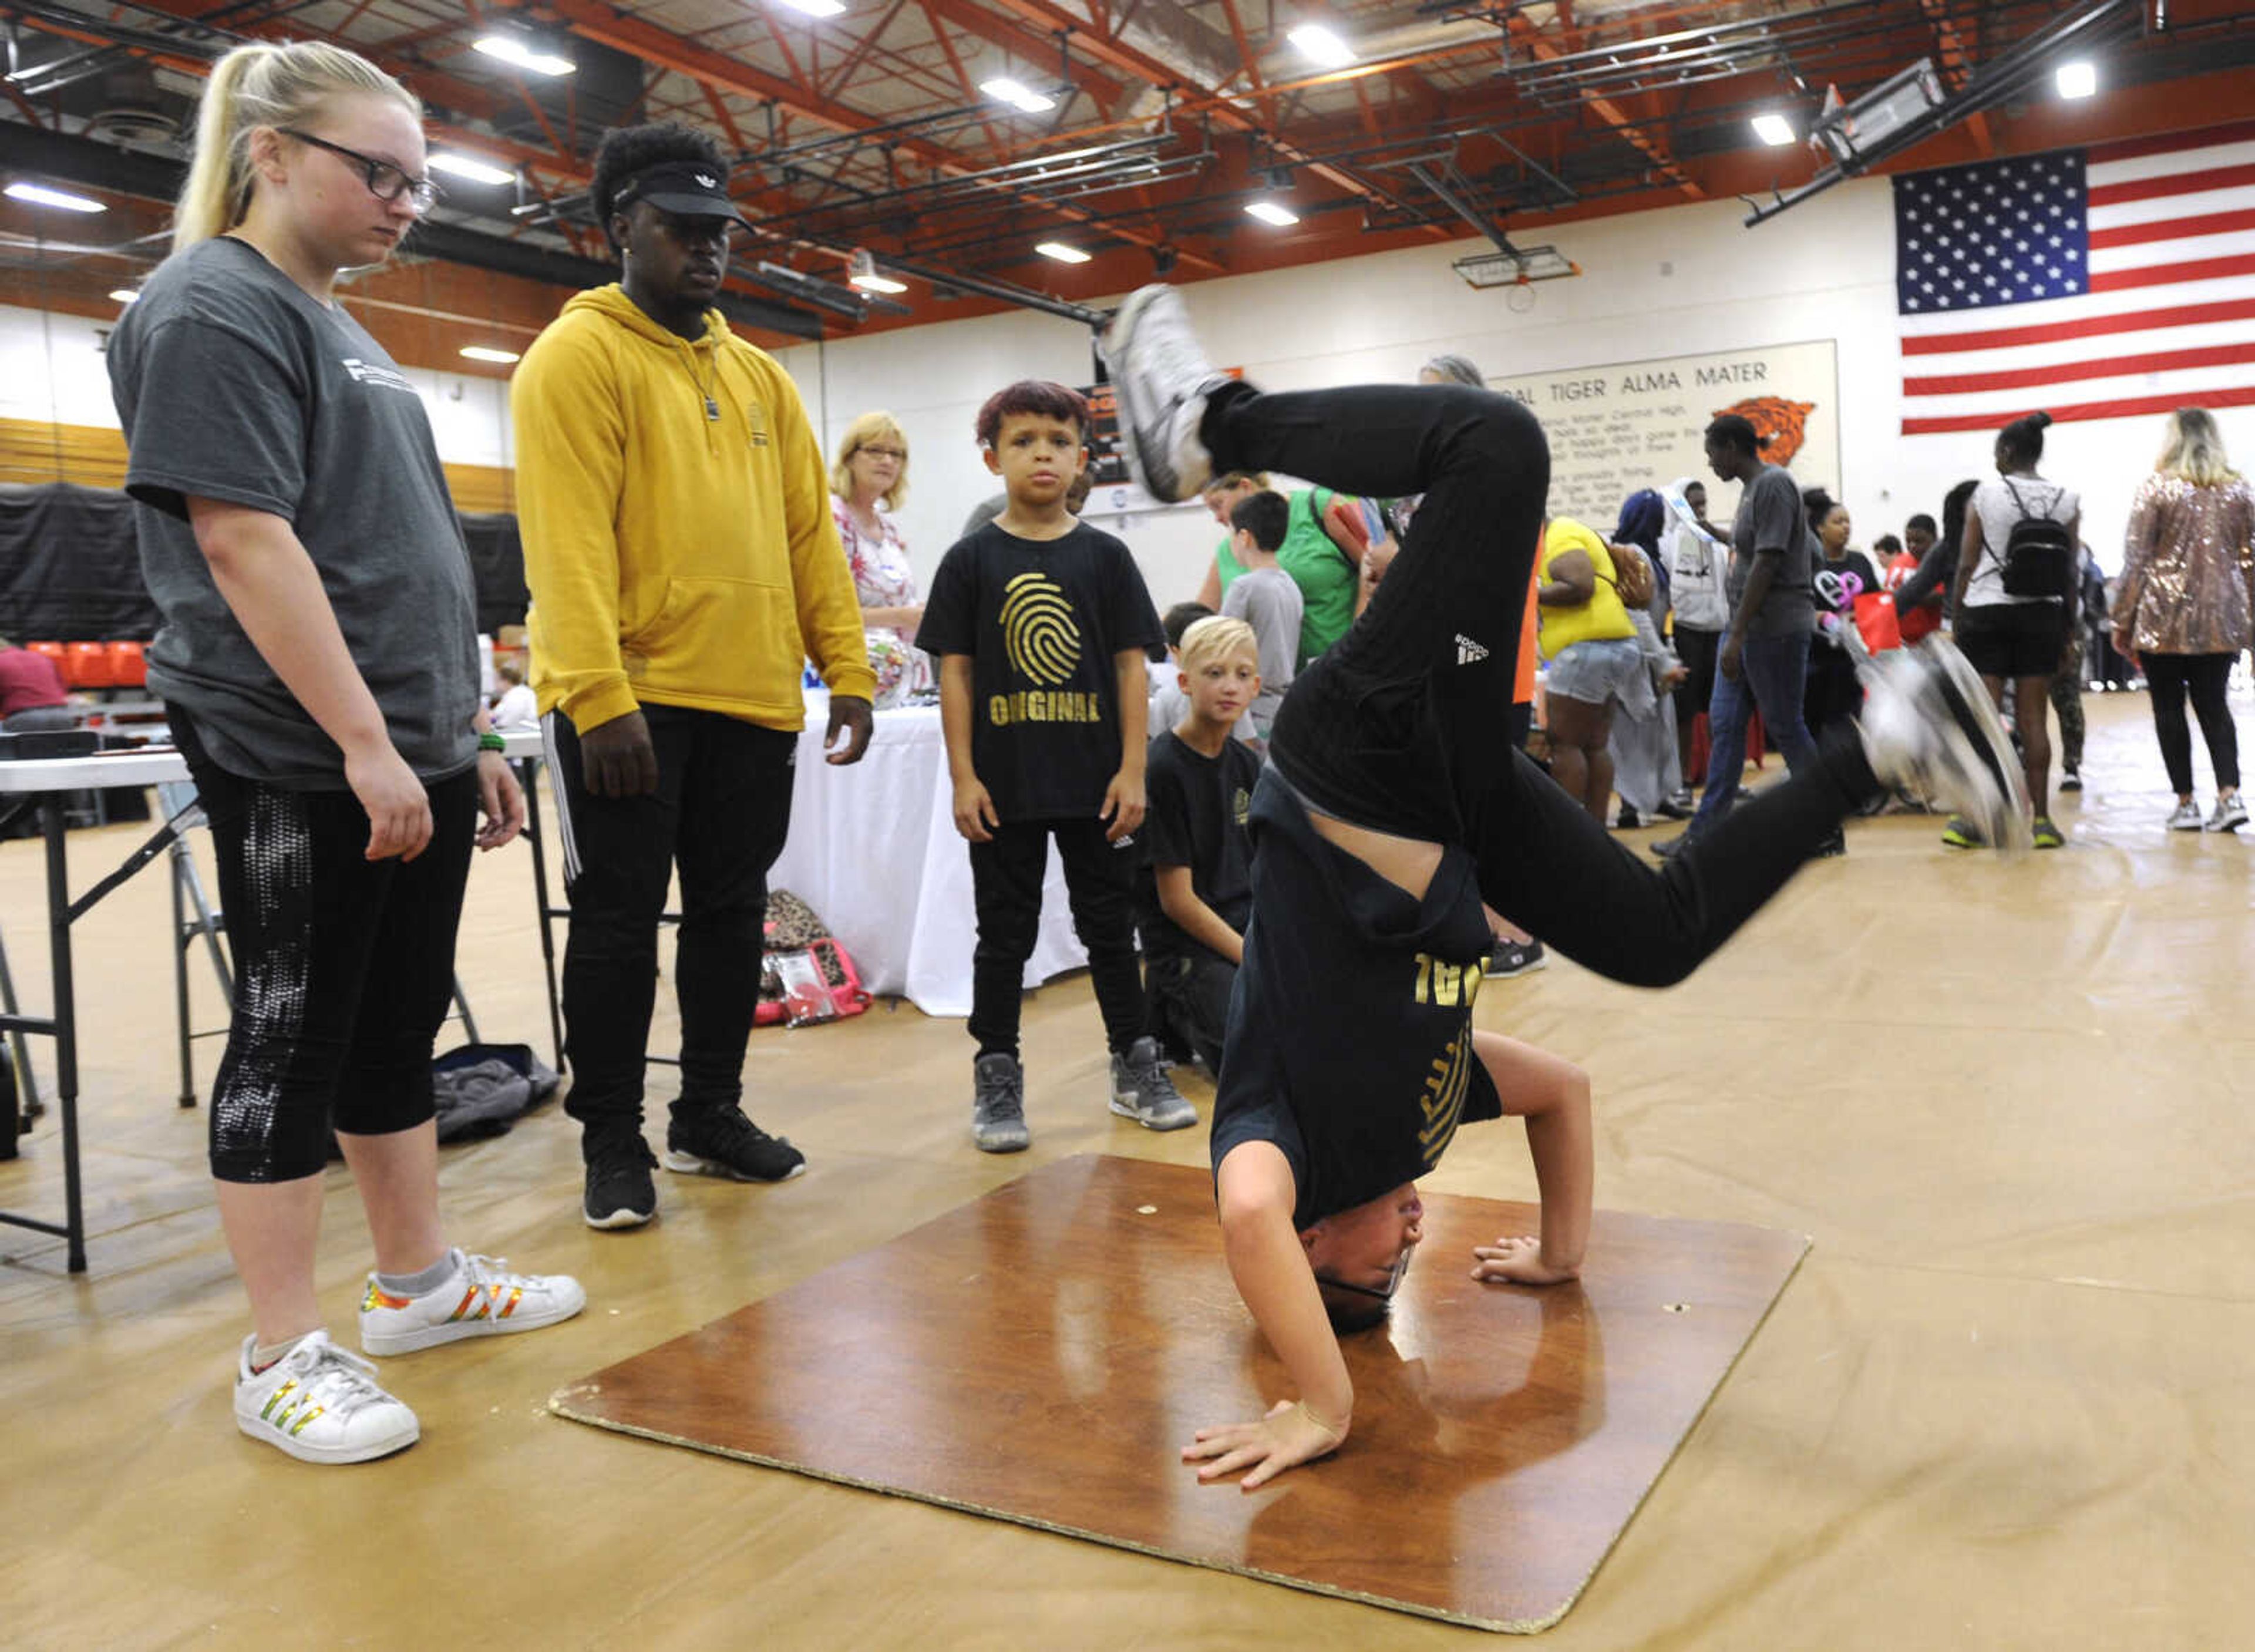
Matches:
[1604,489,1691,826]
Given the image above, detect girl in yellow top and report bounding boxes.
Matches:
[1536,516,1642,822]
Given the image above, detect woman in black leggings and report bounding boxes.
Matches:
[2114,408,2255,833]
[1100,284,2028,1486]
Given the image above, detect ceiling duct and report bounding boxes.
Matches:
[82,65,184,149]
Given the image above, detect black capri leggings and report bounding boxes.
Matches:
[173,711,477,1183]
[2142,651,2239,795]
[1214,380,1882,989]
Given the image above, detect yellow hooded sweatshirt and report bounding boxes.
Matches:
[513,284,876,734]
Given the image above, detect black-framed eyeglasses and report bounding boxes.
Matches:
[278,129,441,213]
[1324,1242,1417,1304]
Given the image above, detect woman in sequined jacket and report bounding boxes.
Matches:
[2114,408,2255,833]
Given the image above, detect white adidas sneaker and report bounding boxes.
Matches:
[1859,638,2032,855]
[358,1249,587,1357]
[234,1330,419,1465]
[1100,285,1230,502]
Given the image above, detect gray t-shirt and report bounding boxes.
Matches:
[1723,463,1817,638]
[1219,563,1302,729]
[107,236,477,786]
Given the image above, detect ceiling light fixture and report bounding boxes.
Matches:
[2055,60,2097,99]
[778,0,847,16]
[429,152,517,186]
[1035,241,1091,263]
[109,288,139,304]
[4,180,106,213]
[846,249,908,293]
[472,33,576,76]
[1244,199,1300,227]
[980,76,1056,114]
[1751,112,1795,146]
[460,345,523,365]
[1287,25,1355,69]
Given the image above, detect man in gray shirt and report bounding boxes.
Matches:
[1216,489,1302,736]
[1661,413,1828,855]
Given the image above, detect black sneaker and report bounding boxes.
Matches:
[1100,285,1229,502]
[1487,938,1547,978]
[971,1052,1029,1153]
[1650,833,1688,860]
[1658,788,1696,820]
[1614,803,1643,829]
[583,1131,658,1230]
[1814,827,1847,857]
[663,1107,806,1183]
[2058,766,2082,792]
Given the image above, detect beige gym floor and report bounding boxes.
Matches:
[3,687,2251,1650]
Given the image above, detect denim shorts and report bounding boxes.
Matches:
[1544,636,1644,708]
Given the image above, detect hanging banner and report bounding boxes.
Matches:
[1487,339,1842,528]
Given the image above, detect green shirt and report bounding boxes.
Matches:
[1278,487,1357,666]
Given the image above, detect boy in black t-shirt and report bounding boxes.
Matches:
[1138,615,1264,1074]
[1100,285,2032,1490]
[916,382,1191,1153]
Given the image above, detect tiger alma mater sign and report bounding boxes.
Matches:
[1487,339,1841,526]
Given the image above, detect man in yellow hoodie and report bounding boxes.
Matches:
[513,122,874,1230]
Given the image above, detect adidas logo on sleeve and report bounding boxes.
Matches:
[1455,634,1490,666]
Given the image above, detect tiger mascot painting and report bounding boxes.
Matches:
[1715,395,1818,466]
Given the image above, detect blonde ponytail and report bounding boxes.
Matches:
[171,41,420,255]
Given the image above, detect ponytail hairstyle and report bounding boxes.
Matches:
[2155,406,2239,488]
[173,41,420,255]
[1996,409,2052,470]
[1802,486,1838,536]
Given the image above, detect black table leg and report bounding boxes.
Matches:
[42,794,85,1274]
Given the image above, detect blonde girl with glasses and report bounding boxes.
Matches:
[106,41,583,1465]
[830,410,934,704]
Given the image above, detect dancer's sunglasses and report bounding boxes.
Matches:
[1322,1241,1417,1303]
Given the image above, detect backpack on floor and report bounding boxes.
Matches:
[757,890,871,1027]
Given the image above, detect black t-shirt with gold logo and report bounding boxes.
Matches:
[1137,730,1260,965]
[1210,769,1500,1230]
[917,521,1165,822]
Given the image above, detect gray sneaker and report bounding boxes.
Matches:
[1100,285,1228,502]
[970,1052,1029,1153]
[2206,793,2248,833]
[1109,1035,1197,1131]
[1858,639,2032,855]
[2166,799,2204,831]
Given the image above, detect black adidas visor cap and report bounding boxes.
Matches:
[612,161,748,227]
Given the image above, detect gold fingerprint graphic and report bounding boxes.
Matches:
[999,570,1082,686]
[1418,1032,1474,1167]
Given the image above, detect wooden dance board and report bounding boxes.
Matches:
[551,1155,1808,1632]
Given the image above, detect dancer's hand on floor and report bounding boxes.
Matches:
[1472,1236,1580,1286]
[1184,1398,1349,1490]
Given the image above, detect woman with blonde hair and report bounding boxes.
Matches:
[2115,407,2255,831]
[830,409,931,703]
[107,40,582,1465]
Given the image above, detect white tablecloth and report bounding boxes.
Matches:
[766,697,1087,1017]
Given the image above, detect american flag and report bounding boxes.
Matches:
[1893,119,2255,435]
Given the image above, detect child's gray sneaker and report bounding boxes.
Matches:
[2205,793,2247,833]
[1109,1036,1197,1131]
[971,1052,1030,1153]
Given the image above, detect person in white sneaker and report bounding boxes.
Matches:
[107,41,583,1465]
[2113,408,2255,833]
[1097,283,2028,1489]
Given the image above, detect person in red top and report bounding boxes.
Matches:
[1885,514,1943,644]
[0,638,70,729]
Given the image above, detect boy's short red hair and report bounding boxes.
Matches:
[976,380,1091,449]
